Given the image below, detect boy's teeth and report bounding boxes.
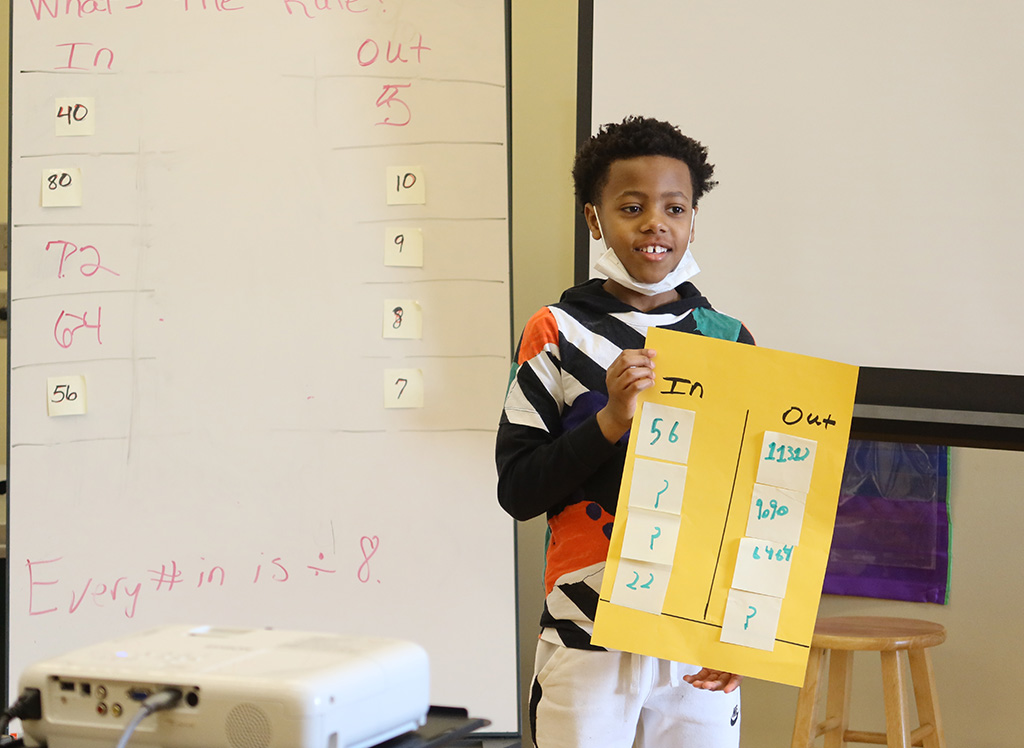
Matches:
[638,246,668,254]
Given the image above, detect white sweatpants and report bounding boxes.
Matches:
[530,640,741,748]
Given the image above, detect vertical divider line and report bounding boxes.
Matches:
[704,409,750,619]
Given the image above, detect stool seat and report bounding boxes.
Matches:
[791,616,946,748]
[812,616,947,652]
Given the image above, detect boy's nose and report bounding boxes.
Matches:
[641,212,668,232]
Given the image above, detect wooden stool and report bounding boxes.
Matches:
[790,616,947,748]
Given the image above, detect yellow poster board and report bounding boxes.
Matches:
[592,328,859,686]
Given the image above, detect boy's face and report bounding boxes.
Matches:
[584,155,697,288]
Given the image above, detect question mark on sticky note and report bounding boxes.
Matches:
[655,479,669,509]
[649,526,662,550]
[744,606,757,630]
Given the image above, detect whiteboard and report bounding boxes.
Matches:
[584,0,1024,378]
[8,0,517,733]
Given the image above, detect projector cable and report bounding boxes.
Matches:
[116,688,183,748]
[0,688,42,736]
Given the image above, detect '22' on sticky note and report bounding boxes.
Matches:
[610,558,671,615]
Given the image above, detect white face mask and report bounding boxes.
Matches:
[592,210,699,296]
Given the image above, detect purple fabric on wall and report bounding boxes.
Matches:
[822,440,950,604]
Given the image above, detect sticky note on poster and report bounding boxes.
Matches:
[627,458,687,515]
[610,558,671,615]
[757,431,817,493]
[591,327,859,687]
[721,589,783,651]
[620,509,681,566]
[634,403,695,464]
[731,537,795,599]
[746,484,806,545]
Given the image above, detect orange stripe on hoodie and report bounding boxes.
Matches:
[518,307,559,365]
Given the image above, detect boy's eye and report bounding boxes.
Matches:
[668,206,686,215]
[621,205,641,214]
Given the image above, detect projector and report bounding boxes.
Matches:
[17,625,429,748]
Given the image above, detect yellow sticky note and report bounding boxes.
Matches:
[382,299,423,339]
[383,368,424,408]
[386,166,426,205]
[592,328,859,686]
[46,375,88,416]
[41,168,83,207]
[384,227,424,267]
[55,98,95,137]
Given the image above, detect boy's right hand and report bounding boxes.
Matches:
[597,348,656,444]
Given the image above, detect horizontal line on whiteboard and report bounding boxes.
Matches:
[288,73,505,89]
[360,354,505,360]
[272,429,387,434]
[10,355,156,371]
[398,428,498,434]
[404,354,506,360]
[357,216,505,224]
[362,278,505,285]
[11,436,127,447]
[333,140,504,151]
[12,288,156,302]
[18,70,117,75]
[20,152,152,159]
[12,222,141,228]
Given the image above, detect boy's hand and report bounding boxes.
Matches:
[597,348,656,444]
[683,668,743,694]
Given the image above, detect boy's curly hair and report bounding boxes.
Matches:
[572,116,718,210]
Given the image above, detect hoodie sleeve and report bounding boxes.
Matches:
[495,307,619,521]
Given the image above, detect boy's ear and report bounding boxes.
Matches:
[583,203,601,240]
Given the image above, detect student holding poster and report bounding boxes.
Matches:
[496,117,754,748]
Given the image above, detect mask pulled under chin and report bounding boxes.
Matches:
[593,246,701,296]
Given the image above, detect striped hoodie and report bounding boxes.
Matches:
[496,278,754,649]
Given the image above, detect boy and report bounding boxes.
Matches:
[496,116,754,747]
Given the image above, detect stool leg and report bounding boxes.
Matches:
[823,650,853,748]
[790,646,825,748]
[880,650,911,748]
[908,648,946,748]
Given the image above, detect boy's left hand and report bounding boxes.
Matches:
[683,668,743,693]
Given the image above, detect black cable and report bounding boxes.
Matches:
[115,688,183,748]
[1,689,42,736]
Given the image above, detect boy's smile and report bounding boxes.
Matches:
[584,155,697,309]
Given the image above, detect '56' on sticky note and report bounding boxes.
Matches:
[634,403,695,465]
[47,375,87,416]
